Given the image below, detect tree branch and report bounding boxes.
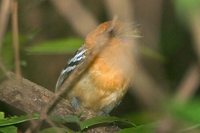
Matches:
[0,73,119,133]
[0,73,73,116]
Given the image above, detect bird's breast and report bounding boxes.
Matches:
[90,57,128,92]
[68,57,129,112]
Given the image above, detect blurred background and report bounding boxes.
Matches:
[0,0,200,132]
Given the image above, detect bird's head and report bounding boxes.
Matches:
[85,20,138,49]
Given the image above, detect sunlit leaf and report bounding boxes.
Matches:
[0,112,17,133]
[0,126,17,133]
[0,114,39,127]
[0,112,5,119]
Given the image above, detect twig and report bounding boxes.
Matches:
[0,0,11,77]
[175,64,200,102]
[132,63,165,107]
[179,123,200,133]
[104,0,134,21]
[134,0,163,50]
[11,0,21,79]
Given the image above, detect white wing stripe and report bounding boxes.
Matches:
[68,49,87,64]
[61,65,76,75]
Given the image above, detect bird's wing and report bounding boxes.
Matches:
[55,46,87,91]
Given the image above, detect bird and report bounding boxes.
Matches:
[55,20,135,115]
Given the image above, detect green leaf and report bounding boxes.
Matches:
[50,115,80,124]
[0,114,39,127]
[80,116,135,131]
[0,126,17,133]
[0,112,17,133]
[39,127,69,133]
[26,38,83,54]
[0,112,5,119]
[122,112,157,125]
[118,127,136,133]
[118,125,155,133]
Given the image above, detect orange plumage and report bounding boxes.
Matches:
[56,21,135,114]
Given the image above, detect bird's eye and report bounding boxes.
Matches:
[106,28,116,38]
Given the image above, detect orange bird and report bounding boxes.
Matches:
[56,21,135,114]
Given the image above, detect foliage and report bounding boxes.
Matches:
[3,102,199,133]
[0,112,136,132]
[49,115,135,132]
[118,125,155,133]
[0,112,39,133]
